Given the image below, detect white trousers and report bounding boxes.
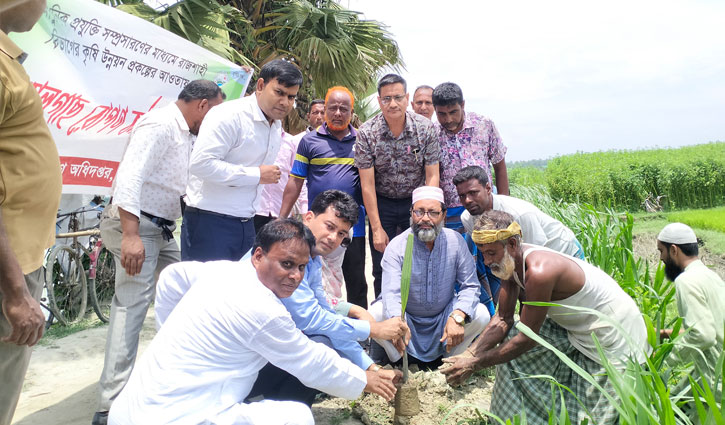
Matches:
[211,399,314,425]
[369,302,490,362]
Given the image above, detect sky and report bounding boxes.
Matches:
[344,0,725,162]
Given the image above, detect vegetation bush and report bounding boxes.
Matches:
[543,142,725,211]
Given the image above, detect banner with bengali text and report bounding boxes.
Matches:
[10,0,251,195]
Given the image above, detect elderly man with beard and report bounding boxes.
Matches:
[656,223,724,396]
[369,186,490,367]
[280,86,368,308]
[441,210,649,425]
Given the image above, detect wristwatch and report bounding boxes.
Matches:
[450,313,465,326]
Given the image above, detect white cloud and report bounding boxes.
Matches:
[346,0,725,160]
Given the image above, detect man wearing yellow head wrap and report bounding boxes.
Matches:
[441,210,649,425]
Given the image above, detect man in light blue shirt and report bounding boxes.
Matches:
[246,190,408,406]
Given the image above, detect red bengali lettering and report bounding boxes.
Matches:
[60,156,118,187]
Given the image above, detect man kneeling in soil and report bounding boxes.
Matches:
[441,210,649,424]
[109,219,399,425]
[370,186,491,368]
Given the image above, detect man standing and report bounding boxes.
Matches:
[303,98,325,132]
[411,85,435,121]
[182,59,302,261]
[109,219,400,425]
[253,99,324,231]
[370,186,489,366]
[280,87,368,307]
[0,2,62,423]
[433,82,509,230]
[657,223,725,387]
[454,165,584,311]
[246,190,406,406]
[356,74,440,297]
[94,80,224,425]
[442,210,649,424]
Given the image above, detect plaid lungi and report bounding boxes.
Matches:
[490,319,619,424]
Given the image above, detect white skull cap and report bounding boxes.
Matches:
[412,186,444,204]
[657,222,697,244]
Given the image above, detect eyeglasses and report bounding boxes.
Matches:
[380,95,406,105]
[411,209,443,219]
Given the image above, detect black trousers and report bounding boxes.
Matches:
[253,214,275,234]
[369,195,412,298]
[341,235,368,308]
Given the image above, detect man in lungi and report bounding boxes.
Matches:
[441,210,649,424]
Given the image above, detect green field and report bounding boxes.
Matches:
[509,142,725,212]
[668,206,725,233]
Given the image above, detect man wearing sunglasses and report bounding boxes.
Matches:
[369,186,490,367]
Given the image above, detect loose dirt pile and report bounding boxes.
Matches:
[313,366,493,425]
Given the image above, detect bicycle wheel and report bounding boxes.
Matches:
[89,246,116,323]
[45,245,87,326]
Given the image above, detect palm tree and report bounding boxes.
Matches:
[96,0,403,131]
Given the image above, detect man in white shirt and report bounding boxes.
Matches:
[109,219,400,425]
[453,165,584,311]
[93,80,224,425]
[182,59,303,262]
[253,100,324,232]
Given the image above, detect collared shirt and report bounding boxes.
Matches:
[461,194,582,257]
[111,259,366,425]
[290,123,365,236]
[673,259,725,381]
[281,256,374,370]
[437,112,506,207]
[112,103,194,221]
[381,228,480,361]
[0,30,62,273]
[257,130,307,217]
[355,111,439,199]
[186,95,282,217]
[155,254,373,371]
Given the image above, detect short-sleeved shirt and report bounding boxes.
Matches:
[291,123,360,206]
[0,31,62,273]
[437,112,506,207]
[290,123,365,236]
[355,111,439,199]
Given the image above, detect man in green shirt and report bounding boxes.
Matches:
[657,223,725,387]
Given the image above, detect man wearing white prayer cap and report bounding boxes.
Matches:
[368,186,491,367]
[657,223,725,390]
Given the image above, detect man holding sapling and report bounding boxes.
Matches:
[656,223,725,391]
[369,186,490,367]
[441,210,649,425]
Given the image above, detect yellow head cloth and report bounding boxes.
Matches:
[471,221,522,245]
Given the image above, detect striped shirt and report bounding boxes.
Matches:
[290,123,365,235]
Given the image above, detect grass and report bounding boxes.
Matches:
[632,211,725,256]
[668,206,725,233]
[38,315,106,346]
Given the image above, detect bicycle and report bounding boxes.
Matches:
[44,204,116,325]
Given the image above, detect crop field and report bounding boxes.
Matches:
[508,142,725,212]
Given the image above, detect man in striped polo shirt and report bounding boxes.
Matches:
[280,86,368,308]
